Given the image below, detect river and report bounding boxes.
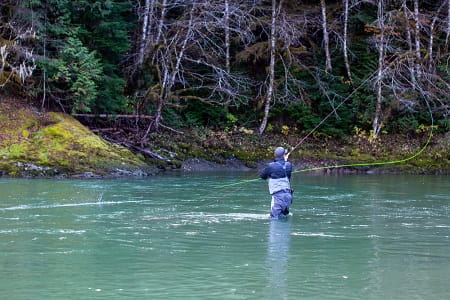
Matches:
[0,173,448,299]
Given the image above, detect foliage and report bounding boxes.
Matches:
[2,0,448,139]
[23,0,133,113]
[182,100,230,128]
[49,37,102,113]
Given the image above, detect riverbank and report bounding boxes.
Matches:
[0,98,159,178]
[0,98,448,177]
[149,128,449,175]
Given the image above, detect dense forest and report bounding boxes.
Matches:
[1,0,449,142]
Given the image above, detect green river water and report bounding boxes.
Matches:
[0,173,448,299]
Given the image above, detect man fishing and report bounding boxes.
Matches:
[260,147,293,218]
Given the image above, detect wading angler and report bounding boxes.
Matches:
[260,147,293,218]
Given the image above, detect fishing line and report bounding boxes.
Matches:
[288,61,391,156]
[291,95,435,175]
[214,58,395,191]
[215,78,435,189]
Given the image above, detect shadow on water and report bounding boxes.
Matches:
[266,217,291,299]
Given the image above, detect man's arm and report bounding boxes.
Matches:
[260,165,270,180]
[286,162,292,179]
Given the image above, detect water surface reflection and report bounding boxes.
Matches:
[266,218,291,299]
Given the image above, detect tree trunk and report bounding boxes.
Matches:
[148,3,195,135]
[343,0,352,84]
[403,0,417,88]
[321,0,332,72]
[413,0,421,78]
[429,11,437,71]
[224,0,231,74]
[259,0,278,135]
[137,0,152,67]
[155,0,167,45]
[429,2,446,71]
[447,0,450,48]
[373,0,385,138]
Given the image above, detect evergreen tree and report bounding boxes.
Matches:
[28,0,134,113]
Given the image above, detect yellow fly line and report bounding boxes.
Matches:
[215,93,435,189]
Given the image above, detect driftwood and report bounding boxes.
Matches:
[130,145,171,162]
[158,123,184,135]
[91,127,138,133]
[73,114,154,119]
[75,114,183,135]
[102,135,171,162]
[91,128,116,132]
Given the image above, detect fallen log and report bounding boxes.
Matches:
[101,135,171,162]
[131,145,171,163]
[75,114,183,135]
[91,128,116,132]
[73,114,154,119]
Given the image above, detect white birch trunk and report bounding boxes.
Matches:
[343,0,352,84]
[321,0,332,72]
[447,0,450,47]
[403,0,417,88]
[259,0,278,135]
[373,0,385,138]
[224,0,231,74]
[429,12,437,70]
[403,1,412,51]
[138,0,152,66]
[430,2,446,70]
[413,0,421,77]
[154,3,195,130]
[155,0,167,45]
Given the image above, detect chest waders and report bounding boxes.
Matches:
[270,161,293,218]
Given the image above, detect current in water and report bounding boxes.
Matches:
[0,173,449,299]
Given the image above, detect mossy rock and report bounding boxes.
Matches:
[0,102,157,177]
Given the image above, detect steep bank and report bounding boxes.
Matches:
[0,99,158,177]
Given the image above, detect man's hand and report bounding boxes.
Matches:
[284,152,290,161]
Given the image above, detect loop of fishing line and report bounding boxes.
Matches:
[215,59,435,190]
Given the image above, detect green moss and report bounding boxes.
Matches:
[0,104,152,176]
[351,149,360,156]
[7,144,29,160]
[38,152,50,165]
[42,125,74,141]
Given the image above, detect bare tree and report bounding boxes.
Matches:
[401,0,418,89]
[364,0,450,138]
[413,0,421,78]
[258,0,281,135]
[135,0,258,136]
[191,0,256,106]
[129,0,447,139]
[137,0,152,67]
[134,0,168,72]
[224,0,231,74]
[342,0,352,84]
[372,0,386,137]
[150,1,195,134]
[320,0,332,72]
[428,1,446,71]
[447,0,450,47]
[0,7,35,89]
